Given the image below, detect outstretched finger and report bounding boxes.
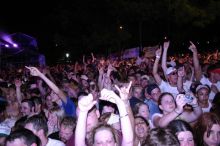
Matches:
[189,41,195,47]
[114,84,121,93]
[25,66,31,70]
[127,81,132,91]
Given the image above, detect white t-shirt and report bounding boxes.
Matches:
[200,75,220,101]
[201,101,212,113]
[159,80,179,98]
[46,138,65,146]
[183,80,192,93]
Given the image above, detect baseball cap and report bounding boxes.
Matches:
[146,84,159,95]
[165,67,177,75]
[141,75,150,80]
[80,75,88,81]
[196,85,210,93]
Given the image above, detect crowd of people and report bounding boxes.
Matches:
[0,41,219,146]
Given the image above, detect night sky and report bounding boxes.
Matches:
[1,1,220,64]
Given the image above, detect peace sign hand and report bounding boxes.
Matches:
[114,81,132,101]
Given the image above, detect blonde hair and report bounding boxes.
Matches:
[49,106,65,122]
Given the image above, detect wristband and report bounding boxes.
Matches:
[120,114,128,119]
[156,55,160,59]
[192,104,199,108]
[174,109,182,116]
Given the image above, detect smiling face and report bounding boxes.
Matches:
[159,94,176,114]
[203,124,220,146]
[134,117,149,139]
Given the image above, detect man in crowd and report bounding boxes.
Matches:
[5,128,41,146]
[24,115,65,146]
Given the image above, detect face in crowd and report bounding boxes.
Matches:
[134,117,149,140]
[159,93,176,114]
[92,125,117,146]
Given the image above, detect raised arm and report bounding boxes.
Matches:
[189,41,202,81]
[152,47,162,85]
[161,41,170,75]
[75,94,97,146]
[155,94,186,128]
[91,52,96,63]
[189,64,195,82]
[100,88,133,146]
[15,79,22,104]
[25,66,67,103]
[98,66,104,90]
[177,67,185,93]
[181,94,202,122]
[115,81,134,132]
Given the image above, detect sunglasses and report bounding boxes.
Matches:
[170,71,177,75]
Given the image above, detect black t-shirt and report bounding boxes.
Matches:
[48,131,60,140]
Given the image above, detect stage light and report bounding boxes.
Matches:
[5,44,9,48]
[65,53,69,58]
[13,43,18,47]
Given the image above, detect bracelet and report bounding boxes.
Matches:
[174,109,182,116]
[120,114,128,119]
[156,55,160,59]
[192,104,199,108]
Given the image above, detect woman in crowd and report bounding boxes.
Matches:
[133,103,153,128]
[134,116,150,146]
[195,84,212,113]
[194,112,220,146]
[152,92,202,128]
[75,83,133,146]
[167,119,195,146]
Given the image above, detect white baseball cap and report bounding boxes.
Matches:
[166,67,177,75]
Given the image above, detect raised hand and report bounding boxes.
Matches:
[177,67,185,77]
[163,41,170,50]
[98,66,104,75]
[175,94,187,113]
[100,88,118,104]
[78,94,97,112]
[155,47,162,57]
[211,84,219,94]
[25,66,42,77]
[188,41,197,53]
[114,81,132,101]
[14,79,22,87]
